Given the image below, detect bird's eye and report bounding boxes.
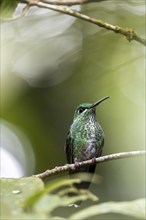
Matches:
[78,107,85,114]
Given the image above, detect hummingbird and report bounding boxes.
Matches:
[65,96,109,199]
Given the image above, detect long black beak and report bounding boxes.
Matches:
[90,96,110,109]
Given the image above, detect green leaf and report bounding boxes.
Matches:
[25,178,81,207]
[26,177,98,212]
[1,176,97,219]
[69,198,146,220]
[1,177,145,220]
[0,0,18,18]
[1,177,44,219]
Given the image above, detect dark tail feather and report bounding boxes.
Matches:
[68,165,96,207]
[73,165,96,190]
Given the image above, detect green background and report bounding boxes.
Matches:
[1,1,145,216]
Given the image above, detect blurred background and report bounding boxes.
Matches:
[1,0,145,218]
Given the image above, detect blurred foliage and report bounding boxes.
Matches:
[0,0,18,18]
[1,0,145,219]
[1,177,145,219]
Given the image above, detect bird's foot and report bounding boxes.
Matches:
[92,157,96,164]
[74,161,80,169]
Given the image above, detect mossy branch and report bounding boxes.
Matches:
[35,150,146,180]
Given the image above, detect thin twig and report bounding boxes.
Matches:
[42,0,105,6]
[35,150,146,180]
[21,0,106,6]
[19,0,146,46]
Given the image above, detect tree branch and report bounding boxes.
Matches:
[21,0,106,6]
[16,0,146,46]
[35,150,146,180]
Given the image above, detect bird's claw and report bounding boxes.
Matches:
[74,161,80,169]
[92,157,96,164]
